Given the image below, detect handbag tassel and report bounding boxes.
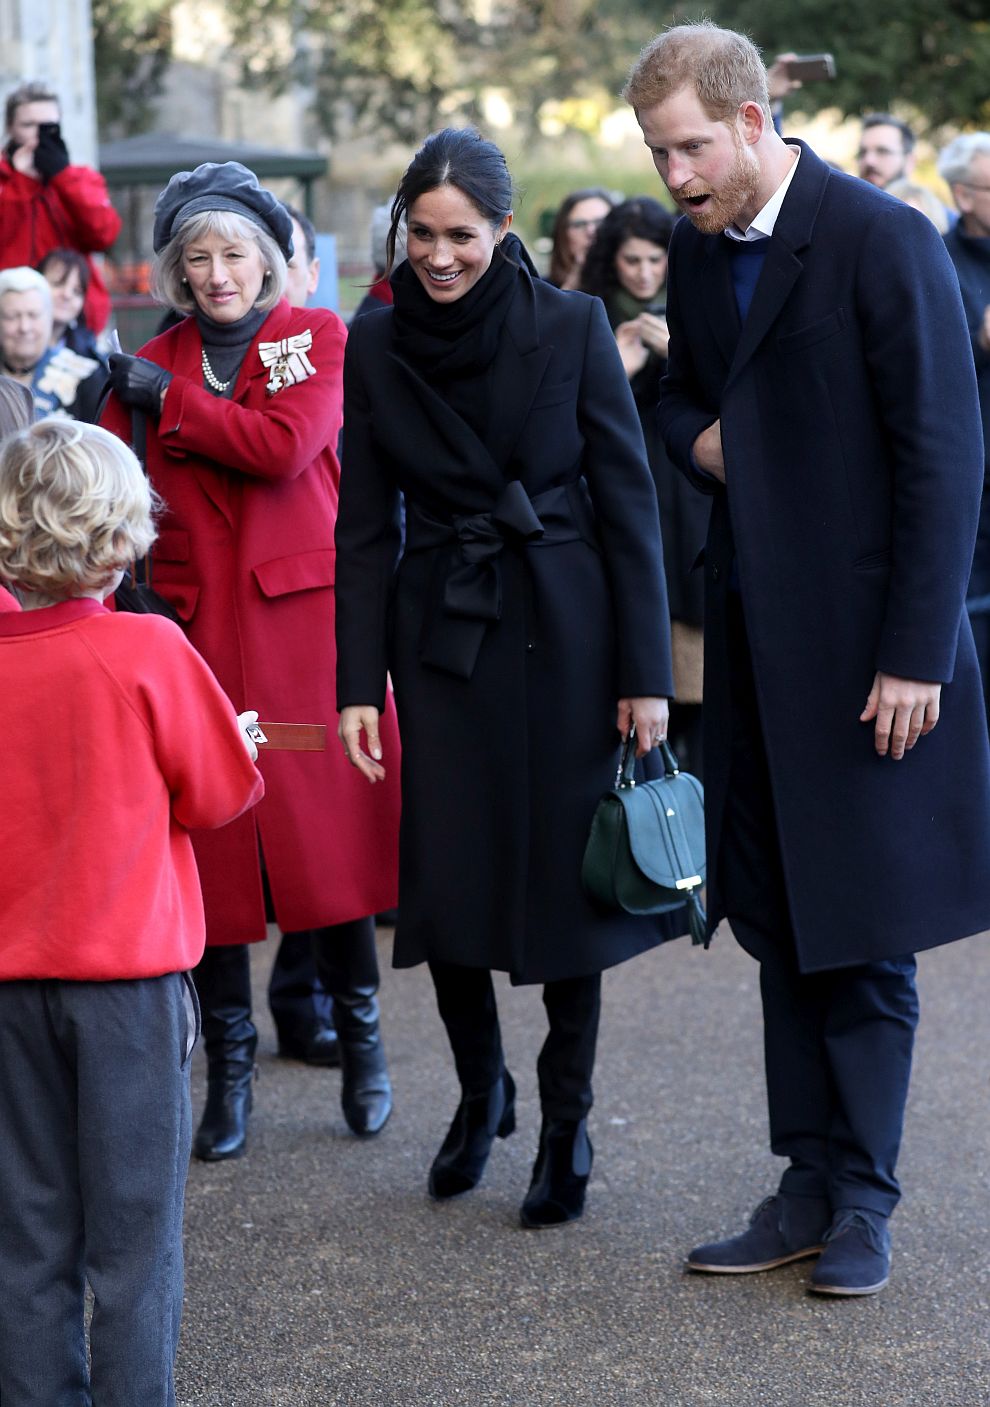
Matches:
[687,889,709,948]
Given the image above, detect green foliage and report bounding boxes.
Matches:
[91,0,173,136]
[92,0,990,148]
[705,0,990,134]
[221,0,990,143]
[224,0,671,142]
[225,0,473,143]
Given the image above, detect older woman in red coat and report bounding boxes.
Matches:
[103,162,400,1159]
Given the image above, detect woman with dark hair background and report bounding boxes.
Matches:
[336,129,678,1229]
[37,248,101,359]
[546,187,614,290]
[582,198,709,776]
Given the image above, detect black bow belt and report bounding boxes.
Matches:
[405,479,597,679]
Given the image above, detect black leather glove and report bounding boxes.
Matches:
[107,354,173,418]
[33,127,70,182]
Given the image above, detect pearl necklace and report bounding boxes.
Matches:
[201,349,231,392]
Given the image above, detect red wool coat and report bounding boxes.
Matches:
[102,301,401,945]
[0,158,121,332]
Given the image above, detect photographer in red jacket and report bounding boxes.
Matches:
[0,82,120,334]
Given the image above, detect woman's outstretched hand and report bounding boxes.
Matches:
[617,697,670,758]
[338,705,386,783]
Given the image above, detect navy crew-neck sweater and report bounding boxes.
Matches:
[728,237,770,323]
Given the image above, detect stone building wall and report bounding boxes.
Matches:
[0,0,99,167]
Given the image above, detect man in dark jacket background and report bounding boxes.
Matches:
[940,132,990,722]
[624,22,990,1297]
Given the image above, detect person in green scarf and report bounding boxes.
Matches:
[581,196,672,373]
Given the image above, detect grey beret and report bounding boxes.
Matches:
[152,161,294,258]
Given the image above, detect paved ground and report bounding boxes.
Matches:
[177,925,990,1407]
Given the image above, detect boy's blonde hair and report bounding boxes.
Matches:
[0,421,161,596]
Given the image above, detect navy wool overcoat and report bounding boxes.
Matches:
[659,140,990,972]
[335,265,677,983]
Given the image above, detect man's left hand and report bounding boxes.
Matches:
[692,420,725,482]
[860,672,941,759]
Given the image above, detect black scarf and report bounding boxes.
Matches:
[390,232,534,380]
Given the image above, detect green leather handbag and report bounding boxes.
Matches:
[581,728,707,944]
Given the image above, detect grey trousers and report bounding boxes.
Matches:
[0,972,198,1407]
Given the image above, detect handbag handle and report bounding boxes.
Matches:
[616,724,682,789]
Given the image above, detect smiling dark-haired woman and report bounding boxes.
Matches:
[336,127,680,1229]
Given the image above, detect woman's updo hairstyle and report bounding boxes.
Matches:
[579,197,675,302]
[386,128,515,276]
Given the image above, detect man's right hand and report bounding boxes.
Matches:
[693,420,725,482]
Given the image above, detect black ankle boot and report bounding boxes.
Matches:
[192,945,257,1162]
[429,1069,516,1199]
[520,1117,593,1228]
[315,918,392,1136]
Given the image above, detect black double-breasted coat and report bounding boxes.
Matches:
[335,263,676,983]
[659,140,990,972]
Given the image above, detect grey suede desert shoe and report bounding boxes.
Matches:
[686,1193,830,1274]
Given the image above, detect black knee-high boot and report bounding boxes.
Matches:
[192,944,257,1162]
[313,917,391,1136]
[427,961,515,1199]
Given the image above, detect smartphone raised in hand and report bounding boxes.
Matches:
[37,121,63,143]
[783,53,836,83]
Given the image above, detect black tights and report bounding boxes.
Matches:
[428,962,602,1120]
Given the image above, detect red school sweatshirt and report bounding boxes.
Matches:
[0,599,264,980]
